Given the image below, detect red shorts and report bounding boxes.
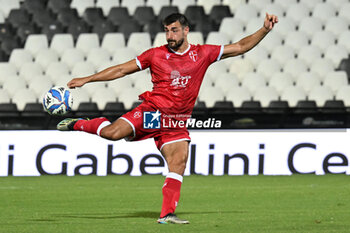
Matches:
[119,102,191,151]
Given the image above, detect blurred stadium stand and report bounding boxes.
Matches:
[0,0,350,130]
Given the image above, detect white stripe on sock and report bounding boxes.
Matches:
[166,172,183,183]
[97,121,111,136]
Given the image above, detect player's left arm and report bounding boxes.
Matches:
[221,13,278,59]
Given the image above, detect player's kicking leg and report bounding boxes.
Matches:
[157,140,190,224]
[57,117,133,141]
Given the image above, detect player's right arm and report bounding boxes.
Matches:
[67,59,140,89]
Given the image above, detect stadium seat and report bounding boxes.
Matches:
[9,49,33,69]
[71,0,95,16]
[35,49,59,70]
[2,36,21,57]
[197,0,221,14]
[208,5,232,28]
[308,86,334,107]
[310,58,335,80]
[187,32,204,45]
[54,74,73,87]
[127,32,152,54]
[198,86,224,108]
[299,0,323,9]
[101,33,125,54]
[96,0,120,16]
[327,0,348,9]
[215,73,239,95]
[312,3,336,23]
[244,46,268,67]
[205,32,230,45]
[270,45,295,66]
[41,22,65,42]
[112,47,137,64]
[61,48,85,69]
[92,21,117,41]
[253,86,279,108]
[32,9,56,29]
[76,102,100,118]
[45,62,70,82]
[285,3,310,23]
[133,6,156,26]
[76,33,100,56]
[211,101,235,115]
[225,86,251,107]
[268,72,294,94]
[2,75,26,97]
[259,3,284,19]
[118,19,142,41]
[266,100,289,114]
[102,101,126,117]
[222,0,244,13]
[283,59,308,81]
[284,31,309,52]
[19,62,44,82]
[0,103,20,117]
[158,6,179,22]
[325,17,349,37]
[237,100,262,114]
[91,87,118,110]
[17,23,39,44]
[24,35,49,56]
[281,86,307,107]
[259,31,283,52]
[107,7,131,27]
[324,45,349,68]
[47,0,71,14]
[336,86,350,106]
[297,45,322,67]
[20,0,44,15]
[323,71,348,93]
[338,31,350,51]
[71,61,96,77]
[70,88,90,110]
[219,18,244,41]
[131,72,153,93]
[172,0,195,14]
[57,8,80,28]
[338,2,350,21]
[67,20,91,42]
[256,59,282,79]
[311,31,336,51]
[338,58,350,80]
[153,32,167,47]
[108,75,134,93]
[273,17,296,37]
[194,17,216,39]
[245,17,263,34]
[83,7,105,27]
[184,5,206,28]
[12,88,37,111]
[234,4,258,23]
[121,0,145,15]
[248,0,270,10]
[0,0,20,18]
[241,72,267,93]
[83,80,107,96]
[117,87,142,109]
[6,9,31,28]
[229,59,254,81]
[294,100,318,114]
[299,17,323,38]
[28,75,53,98]
[322,100,346,113]
[296,72,322,93]
[0,63,18,85]
[0,90,10,103]
[87,48,111,70]
[206,61,228,81]
[50,34,75,56]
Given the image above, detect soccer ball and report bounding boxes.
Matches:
[42,87,73,115]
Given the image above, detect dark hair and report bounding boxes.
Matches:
[162,13,189,28]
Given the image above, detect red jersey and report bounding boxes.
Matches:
[136,44,223,120]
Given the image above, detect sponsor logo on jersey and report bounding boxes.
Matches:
[143,110,161,129]
[170,70,191,88]
[166,53,171,60]
[189,51,198,62]
[134,111,142,118]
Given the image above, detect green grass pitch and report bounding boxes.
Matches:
[0,175,349,233]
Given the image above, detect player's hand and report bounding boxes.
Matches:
[263,13,278,31]
[67,77,88,89]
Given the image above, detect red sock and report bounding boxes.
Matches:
[160,173,183,218]
[73,117,110,135]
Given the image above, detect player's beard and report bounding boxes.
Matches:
[167,38,184,50]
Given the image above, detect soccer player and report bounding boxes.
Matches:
[57,13,278,224]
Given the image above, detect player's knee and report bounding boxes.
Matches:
[100,125,123,140]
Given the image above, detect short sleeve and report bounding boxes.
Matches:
[135,48,154,70]
[203,44,224,64]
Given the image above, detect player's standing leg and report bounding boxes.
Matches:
[157,140,190,224]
